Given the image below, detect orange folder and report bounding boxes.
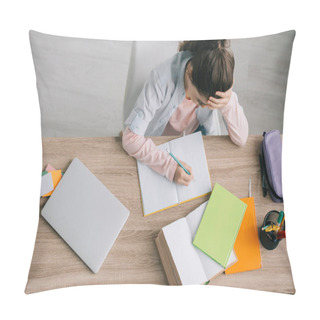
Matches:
[225,197,261,274]
[42,170,62,197]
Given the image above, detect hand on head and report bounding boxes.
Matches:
[173,160,194,186]
[204,85,233,110]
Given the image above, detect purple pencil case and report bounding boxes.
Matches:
[259,130,283,203]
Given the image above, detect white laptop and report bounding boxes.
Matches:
[41,157,130,273]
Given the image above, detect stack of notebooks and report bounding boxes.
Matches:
[155,183,261,285]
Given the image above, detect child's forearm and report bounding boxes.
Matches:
[122,127,177,181]
[220,92,249,146]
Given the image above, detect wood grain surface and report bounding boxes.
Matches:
[25,135,295,294]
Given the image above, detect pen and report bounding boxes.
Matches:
[264,226,273,232]
[261,224,272,231]
[277,211,284,225]
[279,214,285,230]
[264,225,280,232]
[166,149,191,175]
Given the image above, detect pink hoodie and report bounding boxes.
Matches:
[122,93,248,182]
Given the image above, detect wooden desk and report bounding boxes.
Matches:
[25,135,295,294]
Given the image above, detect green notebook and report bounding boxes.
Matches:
[193,183,247,268]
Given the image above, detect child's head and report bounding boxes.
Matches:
[179,40,234,103]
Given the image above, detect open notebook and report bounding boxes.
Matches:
[155,201,237,285]
[137,132,212,216]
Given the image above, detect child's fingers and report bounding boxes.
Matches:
[208,96,222,105]
[209,92,229,102]
[207,88,232,109]
[176,170,192,186]
[181,172,193,185]
[179,161,194,185]
[215,86,233,99]
[206,97,226,109]
[213,91,227,99]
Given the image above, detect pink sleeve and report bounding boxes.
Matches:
[122,127,178,182]
[220,92,249,146]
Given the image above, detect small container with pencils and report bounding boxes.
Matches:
[259,210,285,250]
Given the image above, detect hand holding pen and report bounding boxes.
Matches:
[167,149,194,186]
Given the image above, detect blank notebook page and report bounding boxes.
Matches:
[172,132,212,203]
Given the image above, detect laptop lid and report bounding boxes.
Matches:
[41,157,129,273]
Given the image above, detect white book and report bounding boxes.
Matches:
[161,201,237,285]
[40,172,53,196]
[137,132,212,216]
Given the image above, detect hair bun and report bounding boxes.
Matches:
[216,40,230,49]
[178,39,231,53]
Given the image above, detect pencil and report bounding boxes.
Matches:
[279,214,285,230]
[166,149,191,175]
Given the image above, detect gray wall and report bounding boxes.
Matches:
[229,31,295,134]
[33,31,294,137]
